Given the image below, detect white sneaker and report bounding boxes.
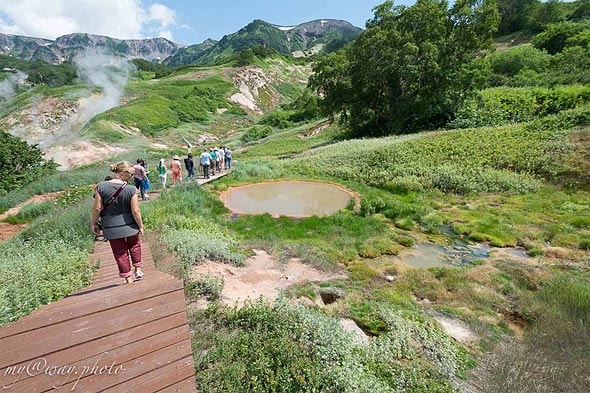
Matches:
[134,269,144,280]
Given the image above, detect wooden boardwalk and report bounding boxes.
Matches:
[0,241,197,393]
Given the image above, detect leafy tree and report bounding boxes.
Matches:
[310,0,499,136]
[0,132,57,195]
[527,0,567,33]
[533,21,590,54]
[26,62,77,87]
[130,58,154,71]
[570,0,590,21]
[496,0,538,35]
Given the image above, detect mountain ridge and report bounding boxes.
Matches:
[0,32,184,63]
[165,19,362,66]
[0,18,361,66]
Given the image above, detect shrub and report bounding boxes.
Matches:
[451,85,590,129]
[0,238,92,325]
[0,132,57,196]
[161,227,245,274]
[194,299,466,393]
[532,21,590,54]
[487,45,551,80]
[240,125,273,143]
[187,274,224,301]
[258,110,294,129]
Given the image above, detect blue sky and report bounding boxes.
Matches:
[0,0,415,45]
[155,0,411,44]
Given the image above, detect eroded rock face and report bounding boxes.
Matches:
[230,67,280,113]
[3,95,128,169]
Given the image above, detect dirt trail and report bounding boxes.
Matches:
[0,191,63,243]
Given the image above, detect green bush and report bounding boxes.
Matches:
[0,132,57,196]
[187,274,224,301]
[487,45,551,82]
[161,227,246,273]
[240,125,273,143]
[532,21,590,54]
[194,299,467,393]
[258,110,294,129]
[451,85,590,129]
[0,238,92,325]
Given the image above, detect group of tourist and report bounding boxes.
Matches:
[199,146,233,180]
[159,146,233,185]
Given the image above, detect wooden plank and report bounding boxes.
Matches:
[54,340,193,392]
[0,278,182,339]
[0,240,197,393]
[156,377,199,393]
[5,325,190,392]
[102,356,195,393]
[0,294,186,368]
[0,313,187,387]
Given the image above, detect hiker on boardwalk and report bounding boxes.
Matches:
[218,146,225,172]
[184,153,195,180]
[224,146,232,169]
[158,158,167,189]
[140,159,151,199]
[209,148,217,176]
[133,159,148,201]
[214,148,222,173]
[200,148,212,179]
[170,155,183,185]
[91,161,145,285]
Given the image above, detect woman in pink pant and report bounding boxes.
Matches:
[92,161,145,285]
[170,155,183,185]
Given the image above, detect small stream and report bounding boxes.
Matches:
[374,242,531,269]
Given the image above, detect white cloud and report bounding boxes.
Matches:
[156,29,174,40]
[0,0,177,40]
[0,15,24,35]
[149,4,176,28]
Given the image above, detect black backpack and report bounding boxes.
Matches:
[184,158,190,170]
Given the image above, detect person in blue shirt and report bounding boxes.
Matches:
[200,148,212,179]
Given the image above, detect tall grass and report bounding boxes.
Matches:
[285,105,590,194]
[141,183,246,276]
[476,273,590,392]
[0,197,95,325]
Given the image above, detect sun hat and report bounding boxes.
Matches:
[160,158,165,163]
[172,155,180,160]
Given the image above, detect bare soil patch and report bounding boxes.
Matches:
[191,249,345,307]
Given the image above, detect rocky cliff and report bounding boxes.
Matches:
[0,33,184,64]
